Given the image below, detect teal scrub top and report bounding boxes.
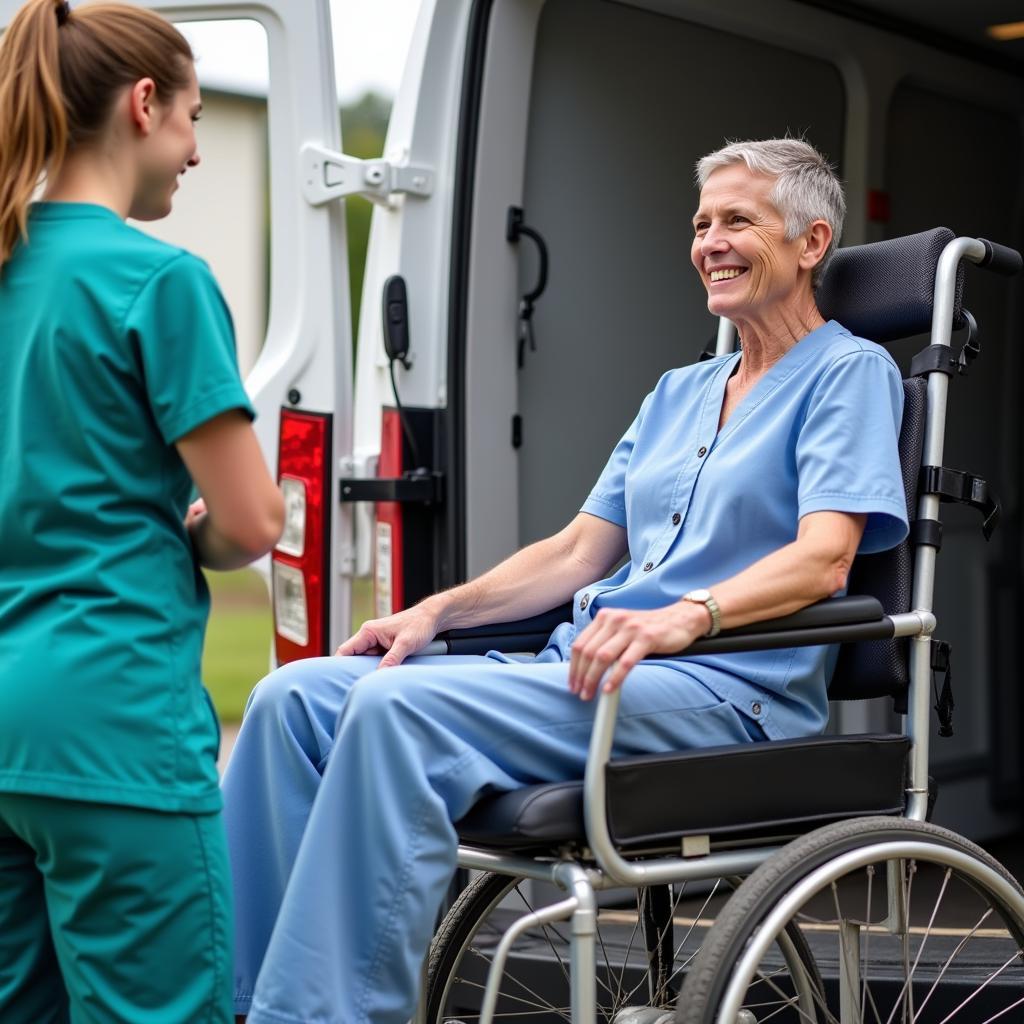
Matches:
[0,202,254,813]
[547,321,908,740]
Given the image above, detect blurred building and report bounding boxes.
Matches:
[134,87,269,377]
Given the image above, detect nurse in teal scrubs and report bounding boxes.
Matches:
[0,2,284,1021]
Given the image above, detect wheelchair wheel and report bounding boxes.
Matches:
[676,817,1024,1024]
[426,869,824,1024]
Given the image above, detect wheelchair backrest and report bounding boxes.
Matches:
[815,227,964,705]
[829,378,925,703]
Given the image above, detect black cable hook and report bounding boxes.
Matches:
[507,206,549,368]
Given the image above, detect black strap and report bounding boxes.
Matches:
[919,465,1000,540]
[955,311,981,376]
[909,345,956,378]
[911,518,943,550]
[931,641,954,738]
[909,310,980,379]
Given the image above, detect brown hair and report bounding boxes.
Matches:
[0,0,193,267]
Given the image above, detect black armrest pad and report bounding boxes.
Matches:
[687,595,889,656]
[438,602,573,642]
[713,595,884,636]
[436,596,887,656]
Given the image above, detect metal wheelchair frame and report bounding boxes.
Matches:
[418,234,1024,1024]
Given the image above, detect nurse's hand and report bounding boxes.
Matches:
[184,497,207,529]
[569,602,711,701]
[335,602,442,668]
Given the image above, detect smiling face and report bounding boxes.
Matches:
[130,63,202,222]
[690,163,810,324]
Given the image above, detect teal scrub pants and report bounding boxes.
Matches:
[0,793,233,1023]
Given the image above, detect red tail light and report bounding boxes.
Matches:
[374,408,405,615]
[272,409,332,664]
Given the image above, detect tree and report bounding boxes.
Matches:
[341,91,391,344]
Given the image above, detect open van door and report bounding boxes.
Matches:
[0,0,356,663]
[151,2,357,664]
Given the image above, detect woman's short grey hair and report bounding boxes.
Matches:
[695,138,846,286]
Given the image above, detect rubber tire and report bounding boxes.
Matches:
[426,871,518,1023]
[425,870,825,1024]
[676,816,1024,1024]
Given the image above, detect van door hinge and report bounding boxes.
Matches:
[337,543,356,577]
[301,144,434,208]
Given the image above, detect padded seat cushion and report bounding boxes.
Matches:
[456,733,910,850]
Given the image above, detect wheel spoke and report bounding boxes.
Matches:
[904,867,952,991]
[452,971,573,1018]
[934,952,1023,1024]
[664,879,723,989]
[861,864,887,1024]
[882,860,919,1024]
[830,879,862,1021]
[912,907,993,1021]
[594,906,623,1014]
[747,957,839,1024]
[977,990,1024,1024]
[880,862,953,1024]
[509,885,575,995]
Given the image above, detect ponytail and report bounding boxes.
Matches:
[0,0,192,268]
[0,0,66,268]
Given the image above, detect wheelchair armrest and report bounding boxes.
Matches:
[433,595,887,657]
[435,602,573,655]
[686,594,890,655]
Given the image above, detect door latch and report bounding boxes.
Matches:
[301,143,434,208]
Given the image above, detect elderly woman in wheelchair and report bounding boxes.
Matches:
[225,138,1024,1024]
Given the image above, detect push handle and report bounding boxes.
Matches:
[978,238,1023,276]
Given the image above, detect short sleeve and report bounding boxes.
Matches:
[124,253,254,444]
[580,391,654,527]
[797,350,908,554]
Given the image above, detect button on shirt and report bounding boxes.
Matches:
[543,321,908,740]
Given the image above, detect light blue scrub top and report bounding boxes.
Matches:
[546,320,909,740]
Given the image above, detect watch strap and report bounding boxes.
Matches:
[684,589,721,637]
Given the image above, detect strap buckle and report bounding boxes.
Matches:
[909,309,981,379]
[919,465,1000,540]
[931,640,954,738]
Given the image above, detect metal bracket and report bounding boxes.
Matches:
[339,470,444,505]
[301,143,434,208]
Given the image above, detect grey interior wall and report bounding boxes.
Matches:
[515,0,845,545]
[884,84,1024,816]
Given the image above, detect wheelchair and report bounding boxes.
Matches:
[416,228,1024,1024]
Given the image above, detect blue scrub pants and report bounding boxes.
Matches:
[223,652,763,1024]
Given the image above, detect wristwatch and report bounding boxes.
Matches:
[683,588,721,637]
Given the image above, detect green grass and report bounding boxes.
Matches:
[202,571,375,723]
[202,569,273,723]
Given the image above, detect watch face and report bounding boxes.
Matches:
[688,589,711,602]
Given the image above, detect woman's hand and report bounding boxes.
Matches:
[568,601,711,701]
[335,600,444,668]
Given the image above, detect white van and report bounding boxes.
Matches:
[4,0,1022,841]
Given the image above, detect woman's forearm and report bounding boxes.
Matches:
[424,514,627,632]
[706,511,866,632]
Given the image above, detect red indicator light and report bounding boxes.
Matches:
[374,408,405,615]
[272,409,331,663]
